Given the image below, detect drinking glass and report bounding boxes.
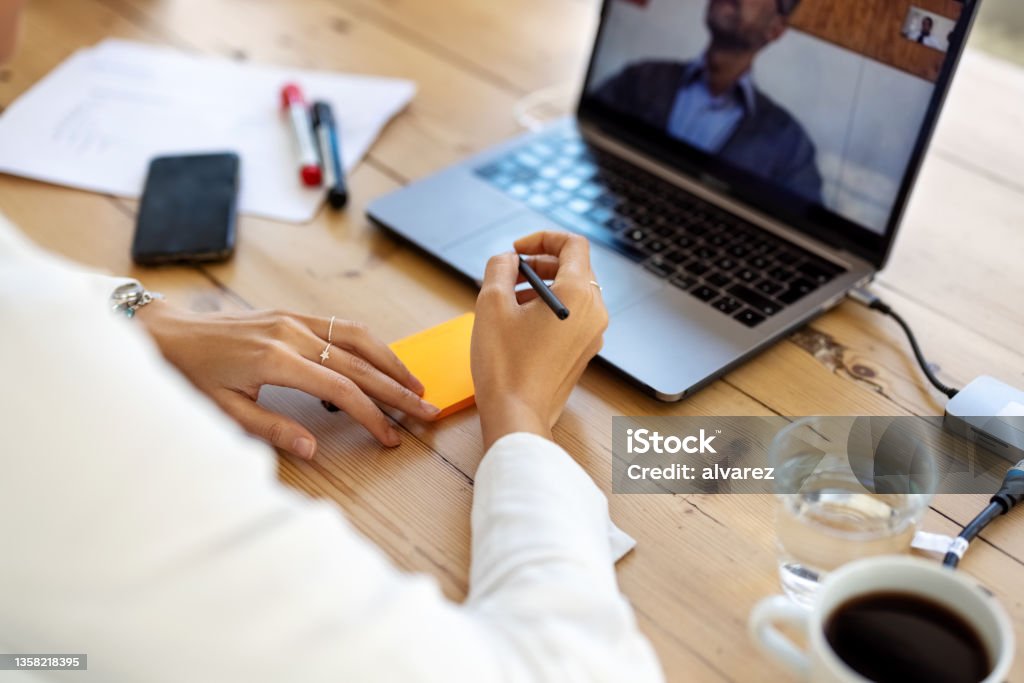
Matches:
[769,416,937,606]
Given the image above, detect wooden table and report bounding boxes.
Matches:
[3,1,1023,680]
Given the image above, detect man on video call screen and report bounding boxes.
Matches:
[587,0,963,233]
[595,0,822,203]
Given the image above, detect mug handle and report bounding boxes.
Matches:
[749,596,812,676]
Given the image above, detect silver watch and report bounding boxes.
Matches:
[110,281,164,318]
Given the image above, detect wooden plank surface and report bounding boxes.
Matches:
[3,0,1023,681]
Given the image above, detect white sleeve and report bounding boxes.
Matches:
[467,434,661,681]
[0,217,663,683]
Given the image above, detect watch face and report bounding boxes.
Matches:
[111,282,143,306]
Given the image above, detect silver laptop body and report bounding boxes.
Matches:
[368,0,978,401]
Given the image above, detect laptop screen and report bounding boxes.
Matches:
[579,0,972,262]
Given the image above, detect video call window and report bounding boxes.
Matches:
[586,0,965,234]
[902,6,957,53]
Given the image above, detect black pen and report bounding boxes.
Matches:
[311,100,349,209]
[518,255,569,320]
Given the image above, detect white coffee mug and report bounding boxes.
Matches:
[749,556,1014,682]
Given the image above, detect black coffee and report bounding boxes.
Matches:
[824,592,991,683]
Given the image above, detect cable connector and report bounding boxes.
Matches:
[991,459,1024,514]
[847,286,887,312]
[943,459,1024,568]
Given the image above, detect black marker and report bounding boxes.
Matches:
[311,101,349,209]
[518,255,569,320]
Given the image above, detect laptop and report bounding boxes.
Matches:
[369,0,978,401]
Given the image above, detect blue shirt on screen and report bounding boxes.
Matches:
[666,60,756,153]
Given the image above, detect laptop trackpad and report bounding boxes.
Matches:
[441,210,662,313]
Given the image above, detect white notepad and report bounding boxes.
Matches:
[0,39,415,223]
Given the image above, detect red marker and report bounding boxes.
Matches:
[280,83,322,187]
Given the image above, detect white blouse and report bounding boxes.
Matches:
[0,215,662,683]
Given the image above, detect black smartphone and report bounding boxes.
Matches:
[132,152,240,265]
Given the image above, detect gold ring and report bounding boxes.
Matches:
[320,315,337,364]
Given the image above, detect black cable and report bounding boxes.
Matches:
[881,308,959,399]
[847,289,1024,567]
[847,288,959,398]
[846,288,1024,569]
[943,460,1024,568]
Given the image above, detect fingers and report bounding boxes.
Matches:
[513,230,574,255]
[266,354,403,447]
[513,231,591,279]
[324,346,440,421]
[220,391,319,460]
[335,322,425,396]
[479,251,520,307]
[293,314,425,396]
[514,254,558,304]
[514,232,601,314]
[516,254,559,280]
[515,288,540,305]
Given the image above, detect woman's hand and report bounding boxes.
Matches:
[471,231,609,451]
[136,306,440,459]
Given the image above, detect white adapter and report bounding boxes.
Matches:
[944,376,1024,464]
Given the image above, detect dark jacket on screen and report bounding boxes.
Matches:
[594,60,823,204]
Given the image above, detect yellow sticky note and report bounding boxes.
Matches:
[389,312,475,419]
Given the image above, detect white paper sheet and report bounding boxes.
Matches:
[0,39,415,223]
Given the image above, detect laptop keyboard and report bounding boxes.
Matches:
[475,130,846,328]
